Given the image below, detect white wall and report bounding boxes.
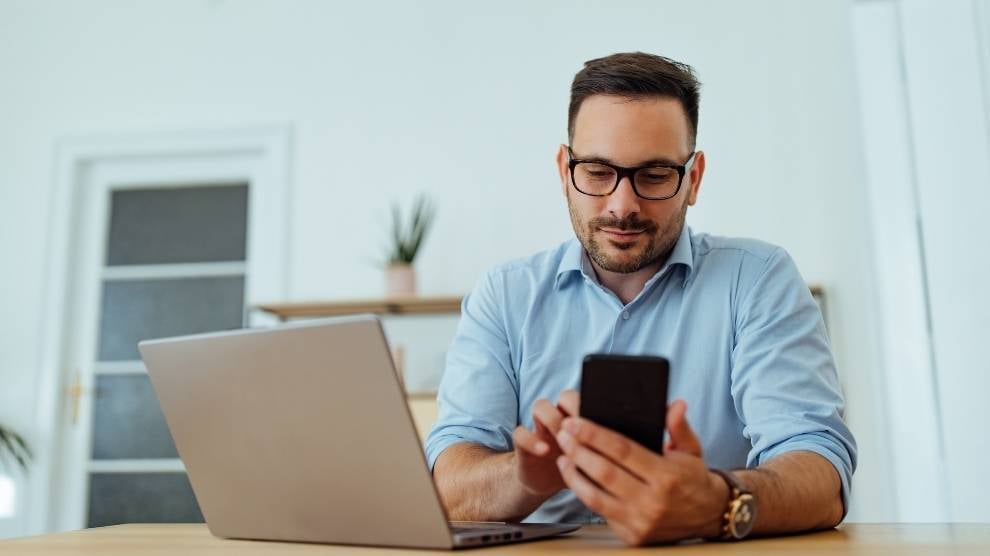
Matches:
[0,0,892,536]
[896,0,990,521]
[852,0,947,521]
[853,0,990,522]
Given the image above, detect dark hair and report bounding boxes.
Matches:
[568,52,701,147]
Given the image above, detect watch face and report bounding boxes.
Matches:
[729,494,757,539]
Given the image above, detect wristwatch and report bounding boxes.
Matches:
[710,468,757,540]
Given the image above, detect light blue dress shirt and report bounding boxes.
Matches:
[424,226,856,524]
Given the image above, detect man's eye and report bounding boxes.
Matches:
[642,171,674,181]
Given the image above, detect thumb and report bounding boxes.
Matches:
[664,399,703,456]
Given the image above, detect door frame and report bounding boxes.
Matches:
[27,125,292,534]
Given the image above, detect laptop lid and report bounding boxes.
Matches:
[139,315,454,549]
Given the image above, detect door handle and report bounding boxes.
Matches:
[67,371,89,426]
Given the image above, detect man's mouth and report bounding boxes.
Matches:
[599,227,645,241]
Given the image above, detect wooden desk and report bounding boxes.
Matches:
[4,523,989,555]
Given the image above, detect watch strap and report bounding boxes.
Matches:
[711,468,750,497]
[710,468,755,540]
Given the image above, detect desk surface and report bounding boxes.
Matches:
[4,523,990,555]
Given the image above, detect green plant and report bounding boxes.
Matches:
[0,424,31,472]
[385,193,436,265]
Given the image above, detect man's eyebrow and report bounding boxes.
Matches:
[571,152,684,166]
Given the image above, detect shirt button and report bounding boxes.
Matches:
[622,311,630,320]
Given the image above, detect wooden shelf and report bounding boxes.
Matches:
[256,286,824,321]
[255,296,462,321]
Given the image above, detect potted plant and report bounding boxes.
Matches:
[0,424,30,472]
[384,194,435,297]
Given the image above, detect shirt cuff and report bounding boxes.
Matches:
[425,435,466,471]
[756,433,854,519]
[424,427,513,471]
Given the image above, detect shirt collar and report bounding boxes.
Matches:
[554,225,695,290]
[553,238,587,289]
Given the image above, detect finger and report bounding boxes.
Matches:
[512,425,550,456]
[665,399,702,456]
[556,429,646,500]
[532,398,565,435]
[607,520,643,548]
[534,418,557,444]
[561,416,669,480]
[557,390,579,417]
[556,455,630,523]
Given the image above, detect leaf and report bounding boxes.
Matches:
[383,193,436,264]
[0,424,31,472]
[14,433,31,459]
[405,195,434,262]
[390,202,404,263]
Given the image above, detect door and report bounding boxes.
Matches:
[48,131,288,532]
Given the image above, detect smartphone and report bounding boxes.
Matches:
[579,354,669,454]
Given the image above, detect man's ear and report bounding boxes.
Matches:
[686,150,705,206]
[556,144,570,197]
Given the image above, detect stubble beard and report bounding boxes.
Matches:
[566,190,689,274]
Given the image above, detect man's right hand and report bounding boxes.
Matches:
[431,389,581,521]
[511,390,579,497]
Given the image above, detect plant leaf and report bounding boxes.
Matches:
[405,195,434,262]
[0,425,30,472]
[390,202,404,263]
[383,193,435,264]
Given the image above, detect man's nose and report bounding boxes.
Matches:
[605,175,642,219]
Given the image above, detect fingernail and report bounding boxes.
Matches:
[563,418,578,434]
[535,441,549,454]
[556,455,568,469]
[556,430,572,450]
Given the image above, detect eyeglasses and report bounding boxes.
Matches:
[567,147,696,200]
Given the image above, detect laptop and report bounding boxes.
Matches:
[138,315,580,549]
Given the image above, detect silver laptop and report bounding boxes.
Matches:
[138,315,579,549]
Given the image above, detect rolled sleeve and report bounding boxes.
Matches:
[730,248,858,515]
[424,269,519,470]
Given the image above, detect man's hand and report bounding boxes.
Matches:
[510,390,580,497]
[432,390,583,522]
[554,399,728,546]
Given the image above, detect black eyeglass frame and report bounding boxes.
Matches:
[566,146,697,200]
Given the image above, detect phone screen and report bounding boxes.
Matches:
[579,354,669,454]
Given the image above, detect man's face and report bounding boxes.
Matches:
[557,95,704,274]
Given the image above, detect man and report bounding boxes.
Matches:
[424,52,856,545]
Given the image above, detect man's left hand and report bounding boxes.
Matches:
[554,397,729,545]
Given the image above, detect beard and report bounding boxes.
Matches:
[566,190,688,274]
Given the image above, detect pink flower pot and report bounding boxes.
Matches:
[386,263,417,297]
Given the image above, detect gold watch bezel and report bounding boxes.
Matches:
[724,492,757,539]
